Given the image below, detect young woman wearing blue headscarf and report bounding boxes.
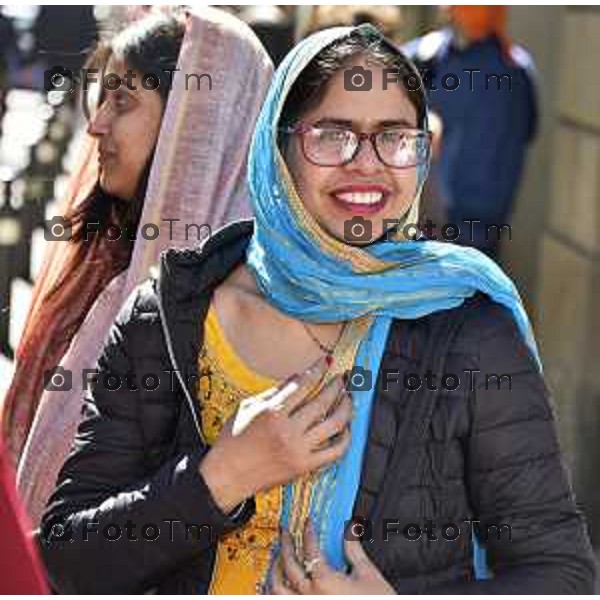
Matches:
[39,24,595,594]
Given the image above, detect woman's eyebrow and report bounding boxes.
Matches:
[312,117,416,128]
[312,118,353,127]
[116,86,138,102]
[377,118,415,128]
[121,83,139,96]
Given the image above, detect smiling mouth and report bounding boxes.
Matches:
[329,189,390,215]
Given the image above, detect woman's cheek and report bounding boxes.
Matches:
[394,171,419,211]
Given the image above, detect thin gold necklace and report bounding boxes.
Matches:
[301,320,345,355]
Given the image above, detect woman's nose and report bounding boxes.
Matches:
[348,136,383,172]
[86,102,112,137]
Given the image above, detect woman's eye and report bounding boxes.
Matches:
[114,93,130,110]
[380,131,404,146]
[318,129,349,143]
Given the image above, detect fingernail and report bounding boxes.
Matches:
[281,374,297,386]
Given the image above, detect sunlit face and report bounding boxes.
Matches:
[86,57,163,200]
[284,58,421,246]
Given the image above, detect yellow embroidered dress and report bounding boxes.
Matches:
[198,302,371,594]
[199,303,282,594]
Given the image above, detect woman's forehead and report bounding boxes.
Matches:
[296,60,418,127]
[105,55,126,75]
[104,55,146,81]
[102,56,155,99]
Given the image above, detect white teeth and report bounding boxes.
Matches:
[334,192,383,205]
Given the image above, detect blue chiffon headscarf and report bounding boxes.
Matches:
[245,23,542,581]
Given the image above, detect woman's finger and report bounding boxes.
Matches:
[307,390,352,447]
[296,374,344,430]
[308,424,352,469]
[271,555,298,595]
[281,355,330,415]
[280,529,312,594]
[344,534,372,577]
[302,519,329,581]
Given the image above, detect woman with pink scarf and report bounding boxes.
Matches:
[1,6,272,528]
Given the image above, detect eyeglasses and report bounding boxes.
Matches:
[279,122,432,168]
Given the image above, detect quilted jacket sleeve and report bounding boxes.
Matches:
[430,301,596,593]
[38,283,254,594]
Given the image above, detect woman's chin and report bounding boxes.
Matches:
[99,175,135,201]
[324,225,377,247]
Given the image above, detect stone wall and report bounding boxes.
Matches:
[507,6,600,543]
[536,6,600,544]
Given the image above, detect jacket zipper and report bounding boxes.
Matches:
[156,263,206,447]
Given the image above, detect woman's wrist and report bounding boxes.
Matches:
[198,446,249,514]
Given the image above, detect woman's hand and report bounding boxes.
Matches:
[199,355,353,513]
[272,520,396,595]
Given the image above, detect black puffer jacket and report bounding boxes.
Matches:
[39,220,595,594]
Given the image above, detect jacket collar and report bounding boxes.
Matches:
[156,219,255,433]
[159,219,255,298]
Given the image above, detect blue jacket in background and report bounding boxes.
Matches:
[403,28,537,235]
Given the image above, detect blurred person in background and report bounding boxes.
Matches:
[39,23,593,595]
[404,5,538,259]
[1,6,272,528]
[0,6,98,92]
[304,5,403,42]
[0,13,18,105]
[238,5,295,67]
[33,5,98,73]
